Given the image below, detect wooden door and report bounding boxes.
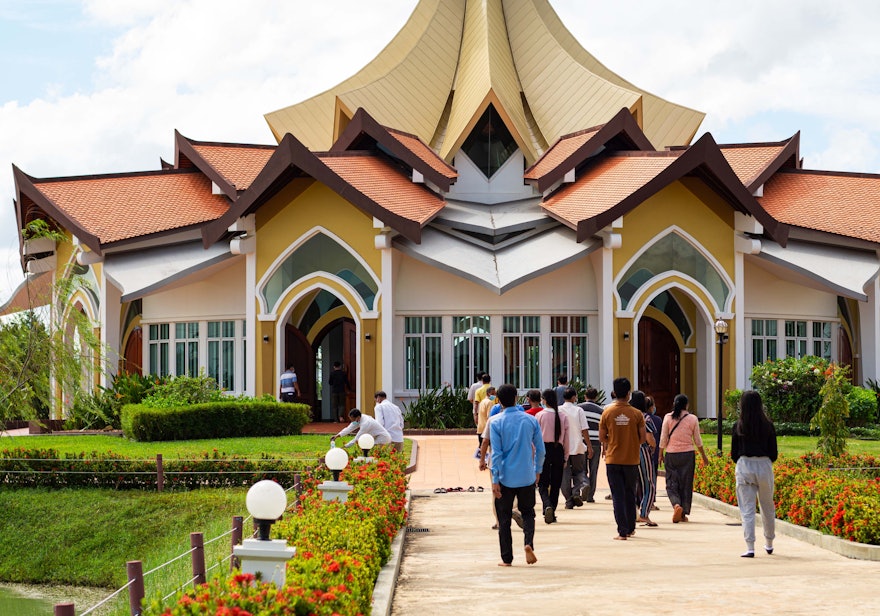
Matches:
[343,320,357,412]
[638,317,679,417]
[839,326,854,383]
[122,326,143,374]
[285,324,315,409]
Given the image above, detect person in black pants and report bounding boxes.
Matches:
[535,388,570,524]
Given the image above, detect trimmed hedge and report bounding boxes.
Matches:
[0,447,314,490]
[121,400,310,442]
[698,419,880,439]
[695,452,880,545]
[151,448,409,615]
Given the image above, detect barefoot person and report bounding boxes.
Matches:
[490,384,545,566]
[732,390,778,557]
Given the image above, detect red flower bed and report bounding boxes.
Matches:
[695,453,880,545]
[151,448,409,615]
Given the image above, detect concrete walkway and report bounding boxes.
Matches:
[392,435,880,616]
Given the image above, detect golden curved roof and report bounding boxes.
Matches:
[265,0,704,163]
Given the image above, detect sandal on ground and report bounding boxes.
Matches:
[433,487,447,494]
[467,486,476,492]
[640,520,658,527]
[476,486,485,492]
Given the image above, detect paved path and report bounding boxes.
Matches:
[393,435,880,616]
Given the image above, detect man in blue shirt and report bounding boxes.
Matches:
[490,384,545,566]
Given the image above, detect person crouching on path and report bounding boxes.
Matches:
[490,384,545,566]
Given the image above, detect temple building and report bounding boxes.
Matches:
[6,0,880,419]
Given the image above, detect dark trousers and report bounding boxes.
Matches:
[585,441,601,501]
[606,463,639,537]
[331,392,346,419]
[665,451,697,514]
[495,482,537,564]
[537,443,565,513]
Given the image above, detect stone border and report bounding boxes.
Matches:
[692,492,880,561]
[370,490,411,616]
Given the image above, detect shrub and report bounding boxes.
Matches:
[813,364,850,457]
[141,373,224,408]
[122,400,310,441]
[750,356,828,423]
[403,384,473,429]
[846,386,878,427]
[151,449,409,615]
[724,388,743,421]
[67,372,159,430]
[695,452,880,545]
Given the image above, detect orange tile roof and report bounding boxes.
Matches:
[319,153,445,225]
[189,144,275,190]
[759,170,880,243]
[542,154,678,226]
[385,127,457,181]
[524,128,600,181]
[719,144,788,188]
[34,171,229,245]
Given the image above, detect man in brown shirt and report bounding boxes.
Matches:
[599,377,646,540]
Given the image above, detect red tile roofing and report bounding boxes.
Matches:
[542,154,678,226]
[189,144,275,190]
[719,144,788,188]
[759,170,880,243]
[524,128,601,181]
[385,127,457,181]
[318,153,445,225]
[34,171,229,244]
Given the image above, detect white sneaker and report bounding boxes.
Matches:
[474,448,481,459]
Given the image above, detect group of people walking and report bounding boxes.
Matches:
[475,372,778,564]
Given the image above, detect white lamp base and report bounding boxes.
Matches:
[233,539,296,587]
[318,479,355,502]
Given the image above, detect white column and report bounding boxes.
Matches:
[734,249,746,389]
[245,251,256,396]
[595,247,615,391]
[100,272,122,388]
[374,225,395,401]
[859,277,880,382]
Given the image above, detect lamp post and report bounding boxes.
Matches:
[714,318,729,454]
[233,480,295,586]
[357,434,375,459]
[319,446,354,502]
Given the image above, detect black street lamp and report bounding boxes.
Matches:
[714,318,729,453]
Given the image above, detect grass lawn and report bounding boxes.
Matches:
[704,434,880,457]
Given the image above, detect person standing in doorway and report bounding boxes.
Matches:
[731,390,778,557]
[578,387,604,503]
[374,391,405,452]
[328,362,351,423]
[599,377,646,540]
[659,394,709,523]
[278,365,301,402]
[490,384,544,567]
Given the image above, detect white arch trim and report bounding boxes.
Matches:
[631,281,699,345]
[256,226,380,314]
[274,280,363,411]
[624,271,733,321]
[613,226,736,314]
[262,271,369,319]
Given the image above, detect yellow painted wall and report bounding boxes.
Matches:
[253,181,382,399]
[615,181,736,395]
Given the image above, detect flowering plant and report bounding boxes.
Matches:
[695,452,880,544]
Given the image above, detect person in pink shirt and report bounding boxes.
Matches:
[535,388,570,524]
[659,394,709,523]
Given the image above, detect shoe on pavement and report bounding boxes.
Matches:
[473,448,481,459]
[564,503,574,510]
[741,551,755,558]
[765,546,774,555]
[544,506,554,524]
[579,484,590,502]
[512,510,524,529]
[572,496,583,507]
[585,498,595,503]
[605,493,613,500]
[672,504,684,523]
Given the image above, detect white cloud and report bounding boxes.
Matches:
[3,0,880,302]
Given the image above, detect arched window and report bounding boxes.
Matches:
[618,234,729,311]
[263,234,377,310]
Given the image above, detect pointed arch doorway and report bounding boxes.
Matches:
[638,317,680,417]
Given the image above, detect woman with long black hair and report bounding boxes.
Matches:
[535,388,570,524]
[630,390,658,527]
[659,394,709,523]
[732,390,778,557]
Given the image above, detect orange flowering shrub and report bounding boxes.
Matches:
[150,447,408,616]
[695,453,880,545]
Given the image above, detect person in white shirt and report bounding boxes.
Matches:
[374,390,405,452]
[559,387,593,508]
[332,408,392,448]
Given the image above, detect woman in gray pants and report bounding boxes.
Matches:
[731,390,778,557]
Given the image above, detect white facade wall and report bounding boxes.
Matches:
[142,259,246,322]
[743,261,838,319]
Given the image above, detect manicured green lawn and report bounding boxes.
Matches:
[1,434,333,458]
[704,434,880,457]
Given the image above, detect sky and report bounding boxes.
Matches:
[2,0,880,303]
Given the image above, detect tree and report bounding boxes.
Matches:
[811,364,850,457]
[0,310,51,420]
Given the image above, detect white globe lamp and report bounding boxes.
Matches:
[326,447,349,481]
[357,433,375,457]
[246,480,287,541]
